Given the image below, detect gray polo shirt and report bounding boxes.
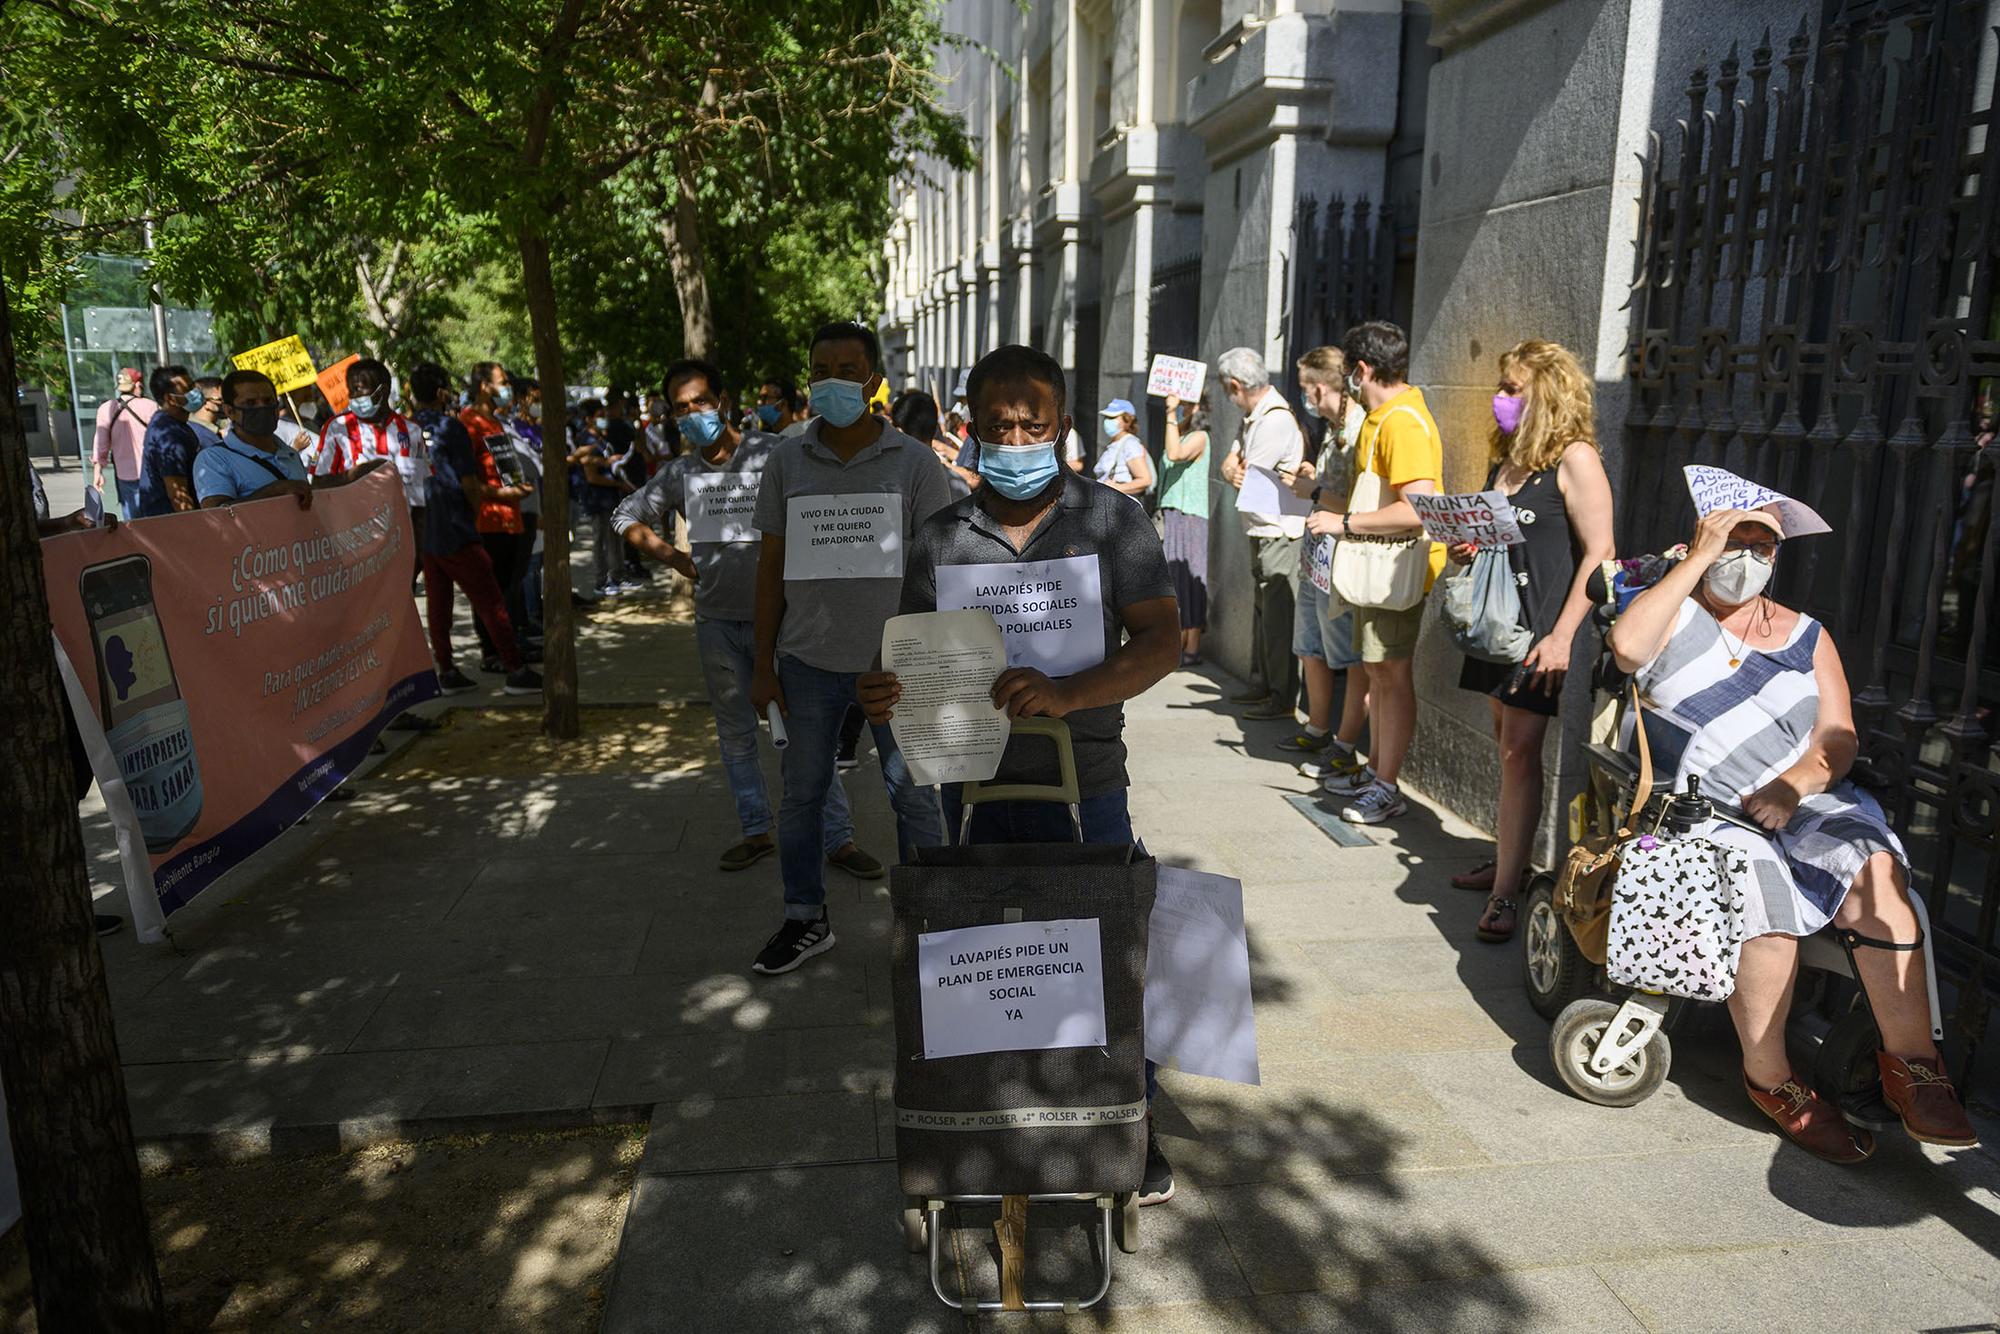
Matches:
[611,430,777,623]
[753,418,954,673]
[901,471,1176,797]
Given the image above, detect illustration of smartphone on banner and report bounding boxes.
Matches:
[79,555,203,851]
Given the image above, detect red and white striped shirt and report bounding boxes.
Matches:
[313,410,430,499]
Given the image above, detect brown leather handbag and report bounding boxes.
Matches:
[1554,685,1653,965]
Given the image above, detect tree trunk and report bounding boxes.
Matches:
[519,223,580,740]
[659,148,715,359]
[0,285,166,1328]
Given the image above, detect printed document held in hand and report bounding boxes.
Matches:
[1239,464,1313,518]
[882,609,1012,787]
[1144,866,1260,1085]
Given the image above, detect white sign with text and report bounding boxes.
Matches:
[1145,354,1207,401]
[1409,490,1525,548]
[783,492,903,579]
[918,917,1108,1060]
[684,470,763,543]
[1683,465,1831,536]
[934,554,1104,678]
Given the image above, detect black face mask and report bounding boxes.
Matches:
[237,404,281,437]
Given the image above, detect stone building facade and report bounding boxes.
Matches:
[881,0,1880,847]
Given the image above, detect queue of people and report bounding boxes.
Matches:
[62,306,1975,1174]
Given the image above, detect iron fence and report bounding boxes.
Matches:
[1283,194,1398,405]
[1622,0,2000,1076]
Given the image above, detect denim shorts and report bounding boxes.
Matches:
[1295,575,1361,669]
[1293,576,1328,660]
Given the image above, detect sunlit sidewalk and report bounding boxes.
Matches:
[72,549,2000,1330]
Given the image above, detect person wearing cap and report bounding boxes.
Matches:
[91,367,156,517]
[1607,478,1978,1162]
[1092,399,1153,498]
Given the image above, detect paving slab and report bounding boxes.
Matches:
[592,1027,894,1105]
[600,1164,963,1334]
[1597,1236,1995,1332]
[636,1092,881,1175]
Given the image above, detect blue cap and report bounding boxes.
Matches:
[1101,398,1136,417]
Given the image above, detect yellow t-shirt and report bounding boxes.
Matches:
[1353,385,1446,586]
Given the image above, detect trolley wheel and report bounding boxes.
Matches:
[1522,874,1592,1020]
[1115,1193,1140,1254]
[1550,997,1671,1108]
[1814,1007,1897,1132]
[900,1202,929,1254]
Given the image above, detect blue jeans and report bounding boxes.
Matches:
[115,477,142,518]
[776,654,943,920]
[696,621,853,849]
[940,784,1159,1103]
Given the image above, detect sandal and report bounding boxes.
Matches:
[1475,895,1518,943]
[1450,860,1497,892]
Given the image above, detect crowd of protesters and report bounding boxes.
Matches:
[41,309,1976,1181]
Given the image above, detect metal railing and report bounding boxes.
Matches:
[1621,0,2000,1078]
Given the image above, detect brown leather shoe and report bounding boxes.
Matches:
[1745,1076,1875,1163]
[1878,1052,1979,1148]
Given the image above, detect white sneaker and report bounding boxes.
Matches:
[1340,780,1408,824]
[1319,761,1376,796]
[1301,746,1367,785]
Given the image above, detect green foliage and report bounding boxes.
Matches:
[1,0,969,387]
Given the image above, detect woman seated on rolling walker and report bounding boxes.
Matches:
[1605,500,1977,1162]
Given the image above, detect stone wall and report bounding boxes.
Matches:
[1404,0,1814,852]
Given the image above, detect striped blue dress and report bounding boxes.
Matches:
[1630,598,1906,938]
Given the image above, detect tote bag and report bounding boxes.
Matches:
[1441,548,1531,664]
[1329,406,1433,611]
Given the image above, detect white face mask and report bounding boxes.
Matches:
[1705,549,1773,604]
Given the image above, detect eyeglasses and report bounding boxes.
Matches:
[1726,538,1782,561]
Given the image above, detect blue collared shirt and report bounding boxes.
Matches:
[192,431,308,503]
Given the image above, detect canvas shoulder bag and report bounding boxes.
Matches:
[1329,405,1433,611]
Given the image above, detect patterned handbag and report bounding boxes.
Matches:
[1606,832,1750,1001]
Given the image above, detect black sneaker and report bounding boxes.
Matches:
[1139,1117,1175,1206]
[94,913,123,938]
[437,667,478,694]
[502,667,543,695]
[752,914,835,974]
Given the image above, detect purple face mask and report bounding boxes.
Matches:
[1492,392,1525,435]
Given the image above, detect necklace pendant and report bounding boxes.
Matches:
[1728,657,1742,668]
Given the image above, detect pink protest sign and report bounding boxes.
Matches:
[40,468,438,939]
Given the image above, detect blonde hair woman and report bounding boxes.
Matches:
[1446,340,1614,942]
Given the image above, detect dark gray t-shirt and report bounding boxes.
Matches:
[902,471,1176,797]
[611,430,776,623]
[753,419,954,672]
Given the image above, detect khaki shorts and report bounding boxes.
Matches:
[1354,599,1425,663]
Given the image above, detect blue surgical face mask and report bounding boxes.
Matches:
[594,416,609,432]
[681,409,725,447]
[977,438,1062,501]
[1302,396,1322,421]
[1102,417,1120,438]
[756,403,782,428]
[809,377,869,428]
[349,393,378,419]
[181,387,205,414]
[494,384,514,408]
